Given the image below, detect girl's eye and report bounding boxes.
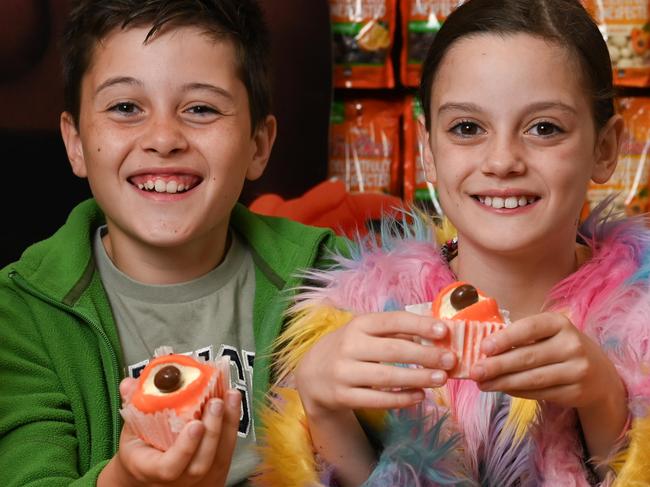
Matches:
[450,121,484,137]
[527,121,563,137]
[108,102,140,115]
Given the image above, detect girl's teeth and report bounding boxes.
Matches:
[479,195,536,209]
[504,196,518,209]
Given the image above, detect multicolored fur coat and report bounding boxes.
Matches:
[252,210,650,486]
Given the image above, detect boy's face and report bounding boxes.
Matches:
[61,26,275,263]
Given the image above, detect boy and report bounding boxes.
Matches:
[0,1,343,485]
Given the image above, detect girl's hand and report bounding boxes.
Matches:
[470,311,623,409]
[294,310,458,416]
[99,378,241,487]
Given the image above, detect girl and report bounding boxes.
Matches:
[254,0,650,485]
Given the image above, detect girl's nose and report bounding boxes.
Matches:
[140,115,189,156]
[480,135,526,177]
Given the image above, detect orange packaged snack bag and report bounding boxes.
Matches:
[328,98,402,195]
[586,97,650,215]
[400,0,465,87]
[583,0,650,87]
[330,0,396,88]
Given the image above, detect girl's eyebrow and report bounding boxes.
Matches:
[438,102,484,114]
[525,101,577,115]
[438,101,577,115]
[95,76,142,95]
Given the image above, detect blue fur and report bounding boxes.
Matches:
[362,407,473,487]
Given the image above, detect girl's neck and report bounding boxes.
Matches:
[451,235,582,321]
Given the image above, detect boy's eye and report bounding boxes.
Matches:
[450,121,484,137]
[527,121,562,137]
[186,105,219,115]
[108,102,140,115]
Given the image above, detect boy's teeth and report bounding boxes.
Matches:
[479,195,535,209]
[141,179,189,194]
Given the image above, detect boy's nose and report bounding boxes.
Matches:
[140,116,189,156]
[480,135,525,177]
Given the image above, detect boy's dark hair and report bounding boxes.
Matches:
[419,0,614,131]
[62,0,271,133]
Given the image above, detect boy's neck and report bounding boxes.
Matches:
[451,235,583,321]
[101,226,231,285]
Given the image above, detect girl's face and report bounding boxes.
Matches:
[424,33,620,257]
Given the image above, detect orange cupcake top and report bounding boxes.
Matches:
[431,281,504,323]
[130,354,216,414]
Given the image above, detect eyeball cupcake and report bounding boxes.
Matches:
[120,349,230,451]
[430,281,507,379]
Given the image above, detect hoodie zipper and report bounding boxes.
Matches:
[9,271,122,450]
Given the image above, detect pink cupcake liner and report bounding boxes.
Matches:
[433,318,506,379]
[120,356,231,451]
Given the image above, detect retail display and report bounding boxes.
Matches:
[326,0,650,217]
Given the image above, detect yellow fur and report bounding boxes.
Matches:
[252,387,322,487]
[611,415,650,486]
[503,398,539,445]
[272,305,353,384]
[434,215,457,246]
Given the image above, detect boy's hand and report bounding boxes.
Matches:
[99,379,241,487]
[294,310,458,416]
[470,311,622,408]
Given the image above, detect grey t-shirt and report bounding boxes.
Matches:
[94,228,258,485]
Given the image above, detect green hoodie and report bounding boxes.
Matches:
[0,199,344,486]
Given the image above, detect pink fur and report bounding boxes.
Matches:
[287,212,650,484]
[297,240,455,313]
[534,404,591,487]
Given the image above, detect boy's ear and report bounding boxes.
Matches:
[417,115,436,183]
[592,114,624,184]
[60,112,88,178]
[246,114,277,181]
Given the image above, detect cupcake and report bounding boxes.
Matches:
[406,281,507,379]
[120,348,231,451]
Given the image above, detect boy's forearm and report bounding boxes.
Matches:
[305,407,376,487]
[577,376,628,479]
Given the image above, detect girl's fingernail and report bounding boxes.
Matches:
[432,323,446,338]
[210,399,223,415]
[441,353,455,369]
[473,365,485,380]
[189,421,203,439]
[432,371,445,385]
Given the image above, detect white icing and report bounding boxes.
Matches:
[142,363,201,396]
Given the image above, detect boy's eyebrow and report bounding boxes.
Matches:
[182,83,234,101]
[95,76,143,95]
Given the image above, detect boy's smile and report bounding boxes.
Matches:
[61,26,275,283]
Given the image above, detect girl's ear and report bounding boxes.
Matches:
[246,114,277,181]
[60,112,88,178]
[592,114,624,184]
[417,115,437,183]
